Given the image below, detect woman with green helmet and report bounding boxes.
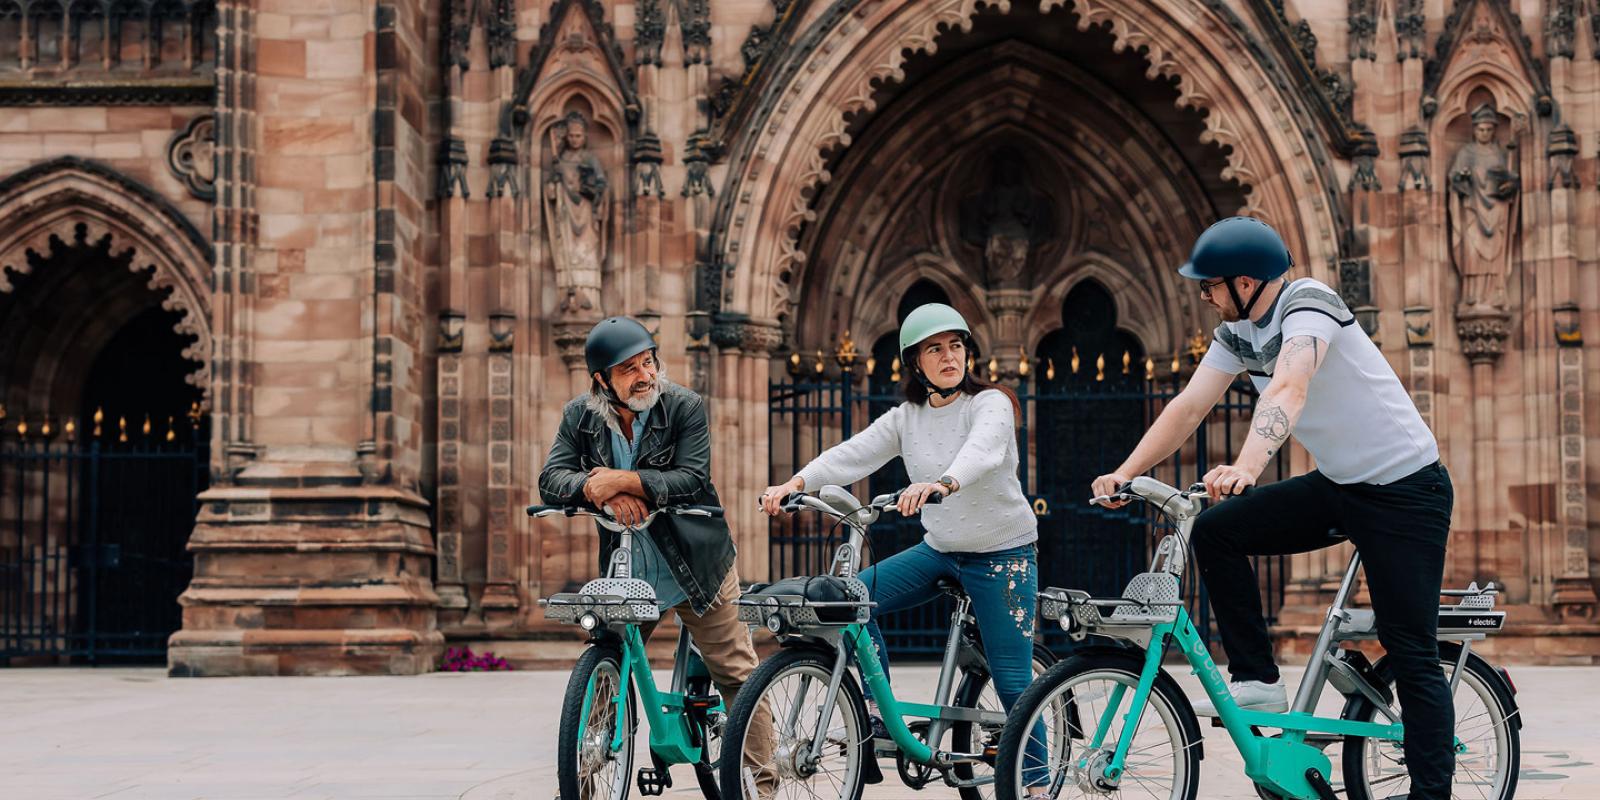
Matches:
[760,302,1049,790]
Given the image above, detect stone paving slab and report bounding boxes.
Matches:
[0,664,1593,799]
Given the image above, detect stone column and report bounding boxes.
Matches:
[169,0,441,675]
[985,289,1032,379]
[1457,309,1510,582]
[549,321,598,591]
[1552,305,1595,617]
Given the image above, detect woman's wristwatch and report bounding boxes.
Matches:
[938,475,958,494]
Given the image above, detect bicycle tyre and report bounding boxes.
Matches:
[558,644,637,800]
[1340,642,1520,800]
[687,674,723,800]
[719,646,869,800]
[994,650,1201,800]
[951,642,1057,800]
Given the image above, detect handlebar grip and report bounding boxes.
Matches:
[678,505,725,519]
[525,504,571,516]
[924,492,945,505]
[755,493,804,509]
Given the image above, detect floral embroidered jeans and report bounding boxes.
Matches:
[858,541,1047,785]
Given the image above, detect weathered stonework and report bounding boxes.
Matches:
[3,0,1600,670]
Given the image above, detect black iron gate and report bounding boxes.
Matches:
[1,425,207,663]
[767,364,1287,656]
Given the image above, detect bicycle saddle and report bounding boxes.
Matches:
[932,576,967,598]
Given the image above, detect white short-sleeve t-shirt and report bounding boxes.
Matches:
[1200,278,1438,485]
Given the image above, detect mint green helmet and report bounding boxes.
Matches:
[899,303,971,353]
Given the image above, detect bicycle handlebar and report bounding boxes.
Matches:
[525,503,724,521]
[760,487,943,516]
[1088,478,1217,514]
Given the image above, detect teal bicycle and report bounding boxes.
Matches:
[718,485,1056,800]
[994,476,1521,800]
[531,502,728,800]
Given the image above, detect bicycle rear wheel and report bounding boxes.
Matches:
[1340,643,1519,800]
[994,651,1200,800]
[687,674,725,800]
[951,642,1058,800]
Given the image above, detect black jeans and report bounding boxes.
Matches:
[1192,462,1455,799]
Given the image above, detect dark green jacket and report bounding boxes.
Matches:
[537,379,736,614]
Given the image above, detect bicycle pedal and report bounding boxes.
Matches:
[684,693,720,711]
[1303,768,1338,800]
[636,767,672,796]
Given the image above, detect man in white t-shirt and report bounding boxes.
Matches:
[1093,217,1456,800]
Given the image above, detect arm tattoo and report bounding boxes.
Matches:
[1278,335,1322,374]
[1253,403,1291,456]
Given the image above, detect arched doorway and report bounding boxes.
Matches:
[1032,280,1148,600]
[0,163,211,664]
[756,4,1312,651]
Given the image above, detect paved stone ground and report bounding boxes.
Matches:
[0,664,1592,799]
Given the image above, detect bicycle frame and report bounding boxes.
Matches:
[538,504,729,773]
[1081,603,1402,798]
[1067,477,1498,800]
[579,623,721,764]
[755,488,1007,773]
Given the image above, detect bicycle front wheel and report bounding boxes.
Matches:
[719,646,868,800]
[558,644,637,800]
[1340,643,1520,800]
[994,651,1200,800]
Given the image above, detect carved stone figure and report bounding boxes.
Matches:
[958,148,1053,288]
[1447,103,1520,312]
[543,111,609,314]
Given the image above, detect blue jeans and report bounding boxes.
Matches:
[858,541,1048,786]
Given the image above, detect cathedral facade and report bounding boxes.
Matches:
[1,0,1597,674]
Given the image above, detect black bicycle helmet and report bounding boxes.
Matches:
[1178,216,1293,317]
[584,317,657,378]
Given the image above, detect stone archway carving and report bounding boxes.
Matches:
[712,0,1343,326]
[0,158,213,396]
[791,39,1216,363]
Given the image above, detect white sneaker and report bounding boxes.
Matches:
[1191,680,1288,717]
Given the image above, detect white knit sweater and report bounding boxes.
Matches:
[796,390,1037,553]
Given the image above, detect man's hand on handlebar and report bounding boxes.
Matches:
[1201,463,1258,502]
[606,493,651,526]
[759,476,806,517]
[896,482,949,516]
[1091,472,1134,508]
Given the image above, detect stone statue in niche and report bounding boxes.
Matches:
[958,147,1053,288]
[543,111,609,314]
[1447,102,1521,313]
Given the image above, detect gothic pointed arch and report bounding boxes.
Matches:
[1424,0,1550,102]
[0,158,213,397]
[504,0,640,136]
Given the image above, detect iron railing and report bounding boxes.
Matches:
[767,371,1288,655]
[1,431,205,663]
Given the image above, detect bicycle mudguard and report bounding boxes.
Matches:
[1371,642,1522,731]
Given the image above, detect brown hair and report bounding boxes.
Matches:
[902,336,1022,424]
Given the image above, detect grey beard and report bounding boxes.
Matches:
[624,385,660,413]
